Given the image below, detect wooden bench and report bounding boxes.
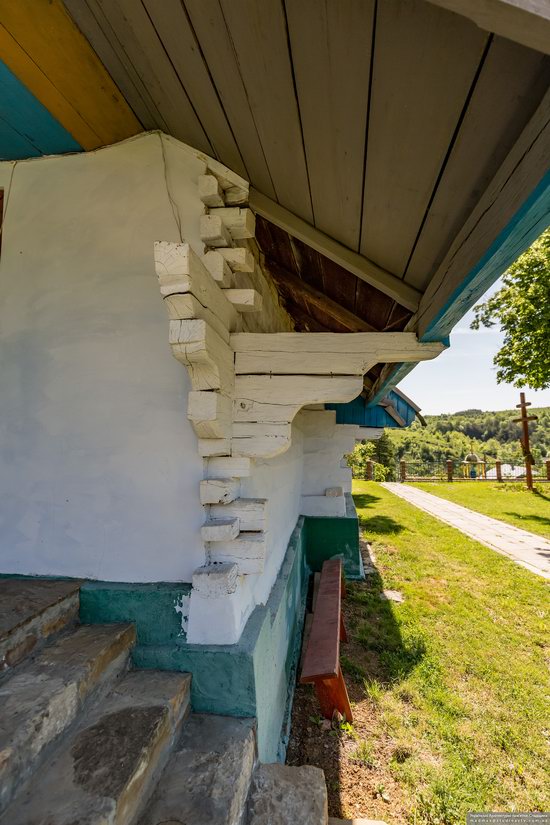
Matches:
[300,558,352,722]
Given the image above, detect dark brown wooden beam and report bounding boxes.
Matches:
[265,259,376,333]
[284,300,332,332]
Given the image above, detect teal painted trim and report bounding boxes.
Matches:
[0,59,81,160]
[80,581,191,646]
[305,493,363,579]
[368,169,550,405]
[423,170,550,343]
[132,518,310,763]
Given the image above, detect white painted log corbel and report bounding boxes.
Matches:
[231,332,445,375]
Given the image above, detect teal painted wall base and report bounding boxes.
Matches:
[2,500,360,762]
[132,517,310,762]
[305,493,363,580]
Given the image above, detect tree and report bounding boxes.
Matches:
[470,229,550,389]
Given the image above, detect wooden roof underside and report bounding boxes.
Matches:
[61,0,550,396]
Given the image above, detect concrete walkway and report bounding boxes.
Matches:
[382,483,550,580]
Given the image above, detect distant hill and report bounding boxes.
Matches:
[386,406,550,464]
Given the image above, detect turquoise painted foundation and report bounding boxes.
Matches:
[305,493,363,580]
[2,502,360,762]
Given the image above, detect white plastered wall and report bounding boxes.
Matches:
[0,131,370,644]
[0,133,210,581]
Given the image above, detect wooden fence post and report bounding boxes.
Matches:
[400,460,406,482]
[366,461,373,481]
[546,459,550,481]
[446,460,453,482]
[495,460,502,482]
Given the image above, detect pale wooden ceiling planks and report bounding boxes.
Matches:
[142,0,246,176]
[404,35,550,290]
[217,0,313,222]
[62,0,550,332]
[285,0,375,249]
[359,0,489,278]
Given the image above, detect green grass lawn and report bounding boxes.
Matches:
[408,481,550,540]
[344,480,549,823]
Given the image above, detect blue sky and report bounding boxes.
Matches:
[399,279,550,415]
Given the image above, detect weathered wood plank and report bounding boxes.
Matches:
[205,456,252,479]
[231,332,445,374]
[198,174,225,208]
[360,0,488,277]
[92,0,212,152]
[155,241,238,332]
[219,0,313,222]
[207,532,266,574]
[232,423,291,459]
[234,375,363,423]
[223,289,262,312]
[267,261,375,332]
[184,0,275,197]
[250,189,421,311]
[199,478,240,505]
[418,85,550,339]
[425,0,550,55]
[163,293,230,343]
[198,438,232,457]
[170,319,234,392]
[201,251,233,289]
[63,0,159,131]
[208,207,256,240]
[210,498,266,532]
[187,390,232,439]
[404,37,550,290]
[201,518,240,542]
[285,0,375,248]
[200,214,232,247]
[218,247,255,273]
[142,0,246,174]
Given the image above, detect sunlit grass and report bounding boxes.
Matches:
[348,480,550,823]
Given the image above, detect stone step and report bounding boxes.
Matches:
[0,623,136,815]
[247,764,328,825]
[0,578,80,672]
[138,714,256,825]
[0,669,191,825]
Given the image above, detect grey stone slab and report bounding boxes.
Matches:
[247,764,328,825]
[382,483,550,579]
[0,670,191,825]
[138,714,256,825]
[0,579,81,671]
[0,623,136,815]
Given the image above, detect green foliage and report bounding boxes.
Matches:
[347,433,396,480]
[387,406,549,464]
[471,229,550,389]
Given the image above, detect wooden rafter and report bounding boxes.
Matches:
[266,259,376,333]
[250,188,422,312]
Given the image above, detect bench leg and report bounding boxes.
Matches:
[313,665,353,723]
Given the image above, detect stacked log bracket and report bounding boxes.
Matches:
[154,167,445,591]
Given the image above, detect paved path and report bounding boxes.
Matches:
[382,483,550,579]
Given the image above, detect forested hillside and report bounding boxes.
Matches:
[386,407,550,464]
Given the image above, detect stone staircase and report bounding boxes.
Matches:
[0,579,328,825]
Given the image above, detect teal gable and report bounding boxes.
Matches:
[326,388,418,429]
